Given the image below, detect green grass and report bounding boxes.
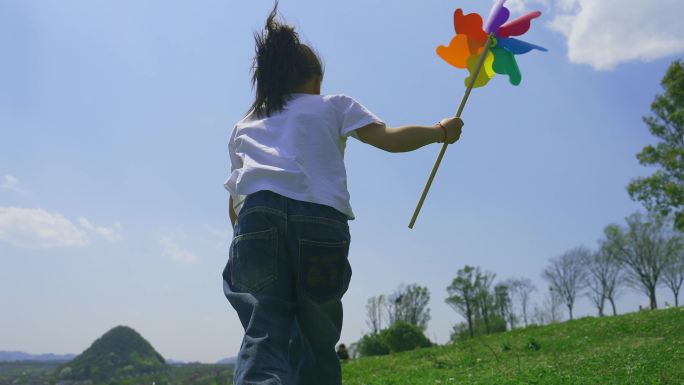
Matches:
[342,307,684,385]
[0,361,59,385]
[0,362,234,385]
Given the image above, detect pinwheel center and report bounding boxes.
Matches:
[490,36,498,48]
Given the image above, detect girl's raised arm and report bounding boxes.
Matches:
[356,117,463,153]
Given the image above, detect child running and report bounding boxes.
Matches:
[222,3,463,385]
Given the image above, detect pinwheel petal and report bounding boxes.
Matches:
[467,36,487,57]
[498,11,542,38]
[498,37,547,55]
[492,47,521,85]
[465,50,495,88]
[453,9,488,42]
[483,0,510,34]
[437,35,472,69]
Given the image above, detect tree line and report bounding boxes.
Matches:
[542,59,684,317]
[355,210,683,356]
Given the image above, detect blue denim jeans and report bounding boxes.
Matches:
[223,190,352,385]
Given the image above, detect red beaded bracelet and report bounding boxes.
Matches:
[438,122,448,143]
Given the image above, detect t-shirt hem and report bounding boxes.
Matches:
[231,184,355,220]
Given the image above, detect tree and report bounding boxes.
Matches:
[493,283,512,328]
[474,270,496,334]
[531,304,545,325]
[604,212,681,309]
[507,277,536,327]
[501,282,518,330]
[585,255,606,317]
[531,289,563,325]
[662,245,684,306]
[628,60,684,231]
[446,266,479,337]
[542,247,590,320]
[365,295,387,335]
[585,244,623,316]
[387,284,431,331]
[546,286,564,323]
[597,239,624,316]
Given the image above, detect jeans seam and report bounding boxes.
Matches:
[232,227,276,243]
[289,215,348,231]
[299,239,348,247]
[239,206,287,220]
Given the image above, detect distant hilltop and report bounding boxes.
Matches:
[216,356,237,365]
[0,351,76,362]
[57,325,167,382]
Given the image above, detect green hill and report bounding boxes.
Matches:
[342,307,684,385]
[57,325,167,382]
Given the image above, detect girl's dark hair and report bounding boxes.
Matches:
[249,2,323,118]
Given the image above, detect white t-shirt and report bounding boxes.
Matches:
[224,93,385,220]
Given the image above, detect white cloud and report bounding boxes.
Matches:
[493,0,549,14]
[548,0,684,70]
[204,225,232,249]
[505,0,532,13]
[492,0,684,70]
[0,207,122,249]
[0,207,88,248]
[555,0,578,12]
[159,235,200,264]
[77,217,123,241]
[1,175,19,189]
[1,175,28,194]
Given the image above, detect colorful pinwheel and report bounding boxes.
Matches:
[436,0,547,88]
[409,0,546,229]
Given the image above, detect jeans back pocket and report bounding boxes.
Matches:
[298,239,349,303]
[230,227,278,293]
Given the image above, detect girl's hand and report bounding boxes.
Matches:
[439,117,464,144]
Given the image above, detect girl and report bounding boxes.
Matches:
[223,4,463,385]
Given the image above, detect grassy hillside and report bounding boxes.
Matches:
[342,307,684,385]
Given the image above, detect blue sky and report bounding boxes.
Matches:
[1,0,682,362]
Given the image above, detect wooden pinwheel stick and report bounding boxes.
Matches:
[409,33,495,229]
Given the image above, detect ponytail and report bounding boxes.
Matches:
[249,1,323,118]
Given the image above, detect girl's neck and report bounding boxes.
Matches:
[292,76,322,95]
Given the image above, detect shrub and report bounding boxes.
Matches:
[449,316,507,343]
[381,321,432,353]
[357,333,390,357]
[526,337,541,351]
[449,322,471,343]
[489,315,508,333]
[58,367,72,378]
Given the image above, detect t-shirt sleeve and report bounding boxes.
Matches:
[225,125,242,195]
[332,95,385,139]
[225,125,246,213]
[228,125,242,173]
